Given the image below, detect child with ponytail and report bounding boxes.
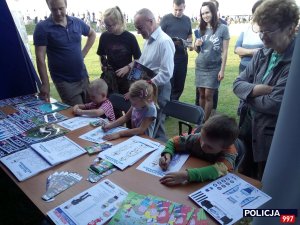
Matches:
[103,80,157,140]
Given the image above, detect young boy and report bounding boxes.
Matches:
[73,79,115,121]
[159,114,239,185]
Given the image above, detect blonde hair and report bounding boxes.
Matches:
[103,6,125,29]
[129,80,157,106]
[88,78,108,96]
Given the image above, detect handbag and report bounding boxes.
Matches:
[100,68,118,94]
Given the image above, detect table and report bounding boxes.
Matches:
[0,108,261,224]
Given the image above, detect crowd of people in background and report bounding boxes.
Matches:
[23,8,258,29]
[31,0,299,183]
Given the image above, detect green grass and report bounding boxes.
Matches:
[29,35,240,138]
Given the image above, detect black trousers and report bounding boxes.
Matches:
[170,55,188,101]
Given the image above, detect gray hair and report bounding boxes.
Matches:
[135,8,155,21]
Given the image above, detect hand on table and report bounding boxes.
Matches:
[103,133,120,141]
[159,171,189,186]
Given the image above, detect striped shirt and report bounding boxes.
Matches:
[84,99,115,121]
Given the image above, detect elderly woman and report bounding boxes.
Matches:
[233,0,299,180]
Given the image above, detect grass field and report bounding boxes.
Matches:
[29,35,240,138]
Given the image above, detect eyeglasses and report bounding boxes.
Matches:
[252,24,281,37]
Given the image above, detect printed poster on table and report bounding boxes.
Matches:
[136,146,189,177]
[79,126,128,144]
[189,173,272,225]
[98,136,160,170]
[47,179,128,225]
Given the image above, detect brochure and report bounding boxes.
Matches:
[30,136,86,166]
[127,61,155,81]
[136,146,189,177]
[1,136,86,181]
[98,136,160,170]
[189,173,272,225]
[0,148,51,181]
[47,179,128,225]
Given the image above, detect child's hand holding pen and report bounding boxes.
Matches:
[159,153,172,171]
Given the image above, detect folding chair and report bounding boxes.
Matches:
[108,93,132,128]
[234,138,246,171]
[155,100,205,136]
[108,93,131,113]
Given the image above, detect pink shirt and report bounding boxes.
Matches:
[84,99,115,121]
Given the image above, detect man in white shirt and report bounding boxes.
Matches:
[134,8,175,142]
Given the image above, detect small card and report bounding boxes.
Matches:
[84,142,112,155]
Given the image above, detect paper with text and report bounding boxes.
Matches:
[79,126,128,144]
[98,136,160,170]
[57,117,102,131]
[47,179,128,225]
[136,146,189,177]
[30,136,86,165]
[0,148,51,181]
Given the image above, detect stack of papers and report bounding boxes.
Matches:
[98,136,160,170]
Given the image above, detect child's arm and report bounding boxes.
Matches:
[159,134,200,171]
[75,108,106,117]
[186,147,237,183]
[73,104,85,114]
[103,116,154,140]
[103,108,132,132]
[73,102,105,117]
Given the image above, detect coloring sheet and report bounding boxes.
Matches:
[79,126,128,144]
[136,146,189,177]
[189,173,272,225]
[47,179,128,225]
[57,117,102,131]
[98,136,160,170]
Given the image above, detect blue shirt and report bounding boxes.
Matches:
[34,16,90,82]
[235,25,264,67]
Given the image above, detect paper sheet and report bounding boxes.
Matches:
[189,173,272,225]
[57,117,102,131]
[98,136,160,170]
[79,126,128,144]
[47,179,128,225]
[136,146,189,177]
